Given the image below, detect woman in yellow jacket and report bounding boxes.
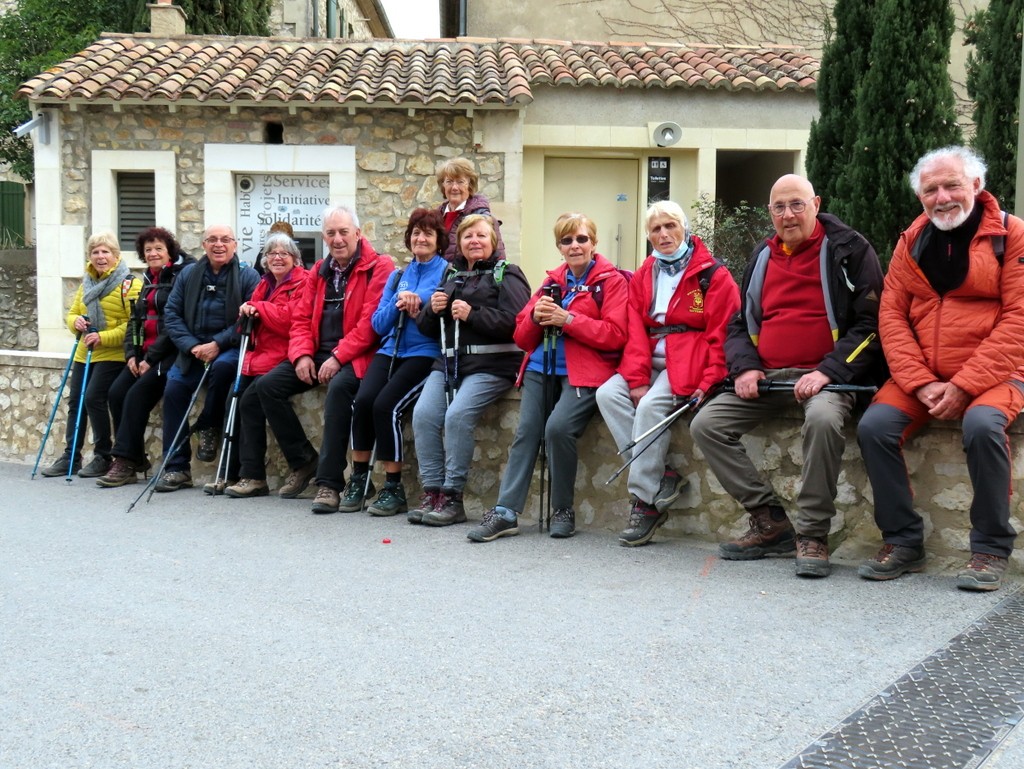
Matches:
[41,232,140,478]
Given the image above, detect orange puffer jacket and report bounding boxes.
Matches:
[881,190,1024,397]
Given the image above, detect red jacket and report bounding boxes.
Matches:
[881,190,1024,397]
[514,253,628,387]
[619,236,740,396]
[288,237,395,378]
[242,265,306,376]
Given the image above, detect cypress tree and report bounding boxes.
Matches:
[805,0,876,219]
[844,0,961,262]
[965,0,1024,211]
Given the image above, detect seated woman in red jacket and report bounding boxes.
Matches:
[466,212,629,541]
[209,232,306,497]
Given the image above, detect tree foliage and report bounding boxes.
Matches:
[806,0,875,218]
[0,0,271,181]
[843,0,961,261]
[965,0,1024,211]
[690,195,772,278]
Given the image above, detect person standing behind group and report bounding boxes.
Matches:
[41,232,140,478]
[467,212,628,542]
[435,157,505,262]
[348,208,449,516]
[212,233,306,497]
[97,227,195,487]
[858,146,1024,592]
[154,224,259,492]
[250,205,393,512]
[690,174,883,578]
[409,214,531,526]
[596,201,740,547]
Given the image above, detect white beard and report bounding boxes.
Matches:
[930,201,973,232]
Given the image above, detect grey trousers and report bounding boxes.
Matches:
[496,371,598,514]
[858,403,1017,557]
[596,368,680,505]
[689,371,854,537]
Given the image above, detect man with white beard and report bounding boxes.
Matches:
[858,145,1024,592]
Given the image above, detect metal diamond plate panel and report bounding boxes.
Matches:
[783,589,1024,769]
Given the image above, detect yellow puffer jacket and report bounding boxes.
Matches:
[65,258,141,363]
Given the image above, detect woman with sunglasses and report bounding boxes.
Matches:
[466,212,629,542]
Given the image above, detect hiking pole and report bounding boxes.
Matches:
[127,362,211,512]
[605,395,700,486]
[66,323,98,483]
[439,312,452,407]
[388,310,406,381]
[31,334,81,478]
[747,380,878,395]
[617,395,701,456]
[211,314,254,494]
[537,283,561,531]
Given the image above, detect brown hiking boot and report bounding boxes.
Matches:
[795,535,831,578]
[719,505,796,560]
[278,455,318,498]
[311,485,340,514]
[858,543,926,581]
[408,488,440,524]
[96,457,139,487]
[956,552,1008,592]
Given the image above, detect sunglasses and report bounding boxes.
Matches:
[559,235,591,246]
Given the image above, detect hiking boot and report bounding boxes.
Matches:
[203,477,229,496]
[78,455,111,478]
[196,428,218,462]
[467,507,519,542]
[311,485,340,514]
[549,507,576,539]
[96,457,138,487]
[654,466,688,512]
[339,472,375,512]
[408,488,440,524]
[225,478,269,499]
[40,452,81,478]
[795,535,831,578]
[367,481,408,517]
[154,470,193,492]
[422,489,467,526]
[956,552,1008,592]
[619,499,668,547]
[278,455,319,499]
[719,505,796,560]
[858,543,927,581]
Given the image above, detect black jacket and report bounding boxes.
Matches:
[417,255,531,382]
[725,213,884,384]
[123,251,196,366]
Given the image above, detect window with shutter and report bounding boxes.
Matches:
[117,172,156,249]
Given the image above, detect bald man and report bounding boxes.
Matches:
[690,175,884,578]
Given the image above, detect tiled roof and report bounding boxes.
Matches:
[19,35,818,107]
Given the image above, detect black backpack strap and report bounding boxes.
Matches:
[697,259,723,297]
[992,210,1009,265]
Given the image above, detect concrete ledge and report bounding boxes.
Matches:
[2,350,1021,570]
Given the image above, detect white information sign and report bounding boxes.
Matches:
[235,173,330,264]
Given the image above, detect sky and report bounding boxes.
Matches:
[379,0,441,39]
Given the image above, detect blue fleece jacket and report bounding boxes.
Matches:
[372,254,447,358]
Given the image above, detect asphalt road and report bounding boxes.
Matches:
[3,461,1022,769]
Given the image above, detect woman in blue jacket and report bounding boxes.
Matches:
[347,208,448,516]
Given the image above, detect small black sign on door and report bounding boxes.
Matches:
[647,157,670,205]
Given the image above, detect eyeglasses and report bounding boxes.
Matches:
[559,235,591,246]
[769,200,811,217]
[204,236,236,244]
[266,251,292,258]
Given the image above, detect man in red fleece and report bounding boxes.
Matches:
[690,174,884,578]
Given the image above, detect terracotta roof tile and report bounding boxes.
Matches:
[18,35,819,107]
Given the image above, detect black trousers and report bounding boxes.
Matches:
[351,353,434,462]
[254,355,360,490]
[63,360,123,460]
[108,363,167,463]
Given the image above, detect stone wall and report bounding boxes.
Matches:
[60,105,505,260]
[0,249,38,349]
[3,350,1021,570]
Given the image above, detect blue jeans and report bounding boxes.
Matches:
[411,370,511,492]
